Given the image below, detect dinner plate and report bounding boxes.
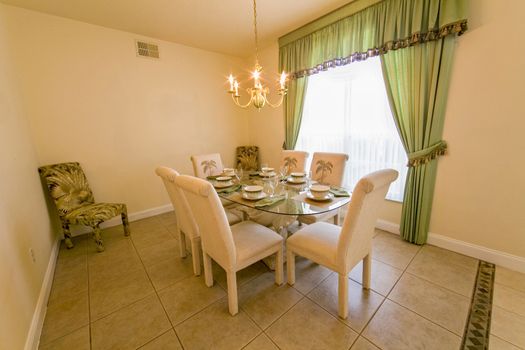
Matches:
[259,172,277,178]
[287,177,306,184]
[214,182,234,189]
[242,192,267,201]
[306,191,334,201]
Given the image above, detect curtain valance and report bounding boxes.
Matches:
[279,0,467,78]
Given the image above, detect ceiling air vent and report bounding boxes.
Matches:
[136,40,159,59]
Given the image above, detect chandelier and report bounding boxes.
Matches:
[227,0,287,109]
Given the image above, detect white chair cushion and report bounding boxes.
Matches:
[226,210,242,226]
[231,221,283,266]
[287,222,340,269]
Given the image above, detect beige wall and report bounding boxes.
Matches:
[246,0,525,258]
[0,5,56,348]
[4,5,250,215]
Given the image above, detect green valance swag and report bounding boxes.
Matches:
[279,0,467,244]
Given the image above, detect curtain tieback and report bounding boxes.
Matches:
[407,140,447,167]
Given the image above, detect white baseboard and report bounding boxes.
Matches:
[375,219,525,273]
[24,238,60,350]
[70,203,174,236]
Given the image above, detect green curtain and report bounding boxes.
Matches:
[380,36,455,244]
[283,77,308,150]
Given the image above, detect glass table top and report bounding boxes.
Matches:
[213,175,351,216]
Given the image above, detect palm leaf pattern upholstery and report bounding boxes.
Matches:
[236,146,259,171]
[38,162,130,252]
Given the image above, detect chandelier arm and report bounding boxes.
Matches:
[231,93,254,109]
[264,94,285,108]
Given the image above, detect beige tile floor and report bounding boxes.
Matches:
[39,212,525,350]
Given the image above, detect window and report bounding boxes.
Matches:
[295,57,407,201]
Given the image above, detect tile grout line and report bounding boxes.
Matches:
[126,218,188,349]
[355,242,424,350]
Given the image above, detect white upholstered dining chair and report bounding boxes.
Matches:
[287,169,398,319]
[190,153,224,178]
[280,150,309,174]
[155,166,241,275]
[299,152,349,225]
[174,175,284,316]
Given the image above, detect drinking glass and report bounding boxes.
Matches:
[234,167,243,183]
[306,171,313,188]
[279,165,288,181]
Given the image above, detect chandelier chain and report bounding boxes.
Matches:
[253,0,259,68]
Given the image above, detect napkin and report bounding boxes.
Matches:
[329,186,350,197]
[254,195,286,208]
[216,184,241,194]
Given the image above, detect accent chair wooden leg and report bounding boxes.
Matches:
[179,230,187,258]
[203,251,213,287]
[286,249,295,285]
[338,273,349,319]
[121,206,130,236]
[190,238,201,276]
[61,222,74,249]
[363,253,372,289]
[93,225,104,252]
[334,213,340,225]
[275,245,283,285]
[226,270,238,316]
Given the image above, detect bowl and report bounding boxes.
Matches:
[244,185,263,199]
[261,167,275,174]
[215,176,232,184]
[223,168,235,176]
[291,172,305,178]
[309,184,330,199]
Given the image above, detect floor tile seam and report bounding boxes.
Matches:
[399,270,473,300]
[295,269,335,296]
[155,274,196,294]
[302,291,368,334]
[494,281,525,296]
[489,333,525,350]
[39,323,90,348]
[402,270,474,299]
[411,249,480,273]
[257,294,306,332]
[134,328,174,350]
[89,290,157,324]
[173,295,230,329]
[368,255,410,271]
[387,298,464,337]
[238,329,265,349]
[126,229,180,334]
[359,333,385,350]
[47,286,90,308]
[261,330,283,349]
[166,292,227,328]
[492,304,525,320]
[357,243,422,336]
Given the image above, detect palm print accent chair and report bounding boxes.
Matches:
[236,146,259,171]
[38,162,130,252]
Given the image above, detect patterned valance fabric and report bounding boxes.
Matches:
[279,0,467,78]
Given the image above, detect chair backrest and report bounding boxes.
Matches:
[337,169,399,273]
[190,153,224,178]
[174,175,236,268]
[280,150,309,174]
[309,152,349,186]
[38,162,95,217]
[236,146,259,171]
[155,167,199,239]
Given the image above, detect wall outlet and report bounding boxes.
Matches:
[29,248,36,263]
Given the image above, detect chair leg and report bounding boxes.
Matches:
[61,222,74,249]
[286,249,295,285]
[190,238,201,276]
[203,251,213,287]
[226,270,238,316]
[121,205,130,236]
[333,213,340,225]
[338,273,349,319]
[275,245,283,285]
[92,225,104,252]
[363,253,372,289]
[179,230,187,258]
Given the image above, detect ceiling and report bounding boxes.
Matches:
[1,0,352,57]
